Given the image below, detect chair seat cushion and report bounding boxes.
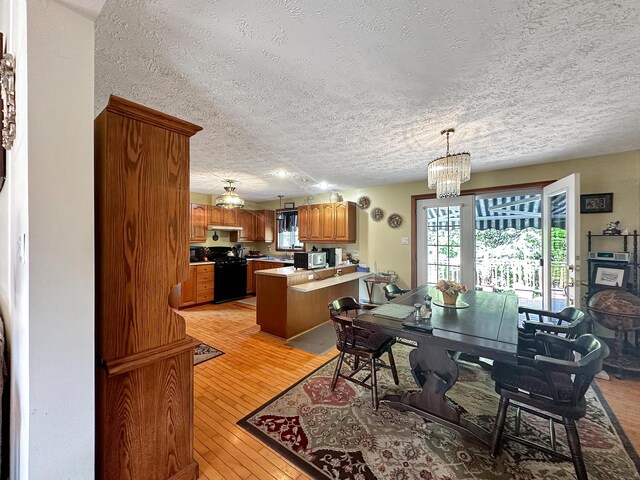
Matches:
[492,361,574,402]
[339,329,394,352]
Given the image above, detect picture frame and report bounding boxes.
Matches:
[592,264,628,288]
[283,202,295,209]
[580,193,613,213]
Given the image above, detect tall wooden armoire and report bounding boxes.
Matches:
[95,95,202,480]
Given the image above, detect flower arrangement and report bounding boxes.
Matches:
[437,279,468,296]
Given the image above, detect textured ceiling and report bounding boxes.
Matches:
[95,0,640,201]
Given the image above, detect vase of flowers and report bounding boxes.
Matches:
[438,279,467,305]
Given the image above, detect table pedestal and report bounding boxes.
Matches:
[382,342,492,446]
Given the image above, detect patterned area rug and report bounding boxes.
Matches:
[238,344,640,479]
[193,342,224,366]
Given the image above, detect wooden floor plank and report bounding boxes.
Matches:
[181,302,640,480]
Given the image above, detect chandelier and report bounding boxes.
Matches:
[427,128,471,198]
[215,180,245,209]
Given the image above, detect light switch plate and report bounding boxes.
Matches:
[401,237,409,245]
[308,274,314,280]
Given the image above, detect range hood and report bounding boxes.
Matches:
[206,225,243,231]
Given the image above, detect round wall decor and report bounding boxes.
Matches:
[357,195,371,210]
[370,207,384,222]
[388,213,403,228]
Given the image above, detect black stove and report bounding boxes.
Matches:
[206,247,247,302]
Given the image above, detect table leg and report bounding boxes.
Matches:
[365,281,375,304]
[382,342,491,446]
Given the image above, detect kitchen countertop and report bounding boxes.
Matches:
[289,272,372,292]
[246,257,295,264]
[189,261,216,265]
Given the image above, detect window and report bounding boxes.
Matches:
[276,209,304,251]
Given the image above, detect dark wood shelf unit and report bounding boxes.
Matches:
[586,230,639,297]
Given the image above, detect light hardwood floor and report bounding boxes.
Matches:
[181,302,640,480]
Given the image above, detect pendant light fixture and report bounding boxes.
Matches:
[276,195,284,220]
[427,128,471,198]
[215,179,245,209]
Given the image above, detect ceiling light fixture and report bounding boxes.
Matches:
[277,195,284,220]
[317,181,330,190]
[275,170,288,178]
[215,179,245,209]
[427,128,471,198]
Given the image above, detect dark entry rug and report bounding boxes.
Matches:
[286,321,337,355]
[238,344,640,480]
[193,343,224,366]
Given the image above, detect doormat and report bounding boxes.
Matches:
[286,321,337,355]
[238,344,640,480]
[194,343,224,366]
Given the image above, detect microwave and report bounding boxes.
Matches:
[294,251,327,270]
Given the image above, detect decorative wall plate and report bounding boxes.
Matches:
[370,207,384,222]
[357,195,371,210]
[388,213,403,228]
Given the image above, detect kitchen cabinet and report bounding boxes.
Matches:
[180,266,198,307]
[298,201,356,243]
[207,205,238,226]
[298,206,309,240]
[254,210,275,242]
[190,203,207,242]
[248,260,286,294]
[232,209,255,242]
[309,204,322,240]
[231,209,275,242]
[180,264,214,307]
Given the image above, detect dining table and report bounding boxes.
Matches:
[354,285,520,447]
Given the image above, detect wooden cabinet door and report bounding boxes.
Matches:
[181,266,198,306]
[190,204,207,242]
[236,209,256,242]
[321,203,335,240]
[207,205,223,225]
[247,261,254,293]
[254,210,275,242]
[255,210,266,242]
[298,206,310,241]
[309,204,323,240]
[334,202,356,242]
[223,208,238,226]
[263,210,274,243]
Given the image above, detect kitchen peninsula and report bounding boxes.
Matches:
[255,264,371,339]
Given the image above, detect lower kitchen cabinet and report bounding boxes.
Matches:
[181,266,198,306]
[180,264,214,307]
[247,260,286,294]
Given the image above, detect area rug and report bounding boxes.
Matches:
[238,344,640,479]
[286,321,337,355]
[193,343,224,366]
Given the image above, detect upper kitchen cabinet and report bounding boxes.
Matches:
[231,209,255,242]
[207,205,238,226]
[190,203,207,242]
[298,201,356,243]
[298,206,309,240]
[230,209,275,242]
[254,210,274,243]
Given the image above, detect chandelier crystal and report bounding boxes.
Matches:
[215,180,245,209]
[427,128,471,198]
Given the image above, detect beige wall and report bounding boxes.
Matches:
[254,150,640,300]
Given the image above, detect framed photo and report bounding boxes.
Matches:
[284,202,295,209]
[580,193,613,213]
[592,264,628,288]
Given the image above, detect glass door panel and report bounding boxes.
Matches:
[416,196,474,288]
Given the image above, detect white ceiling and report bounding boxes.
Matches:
[95,0,640,201]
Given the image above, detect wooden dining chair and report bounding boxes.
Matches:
[491,333,609,480]
[383,283,410,302]
[328,297,400,409]
[518,306,592,358]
